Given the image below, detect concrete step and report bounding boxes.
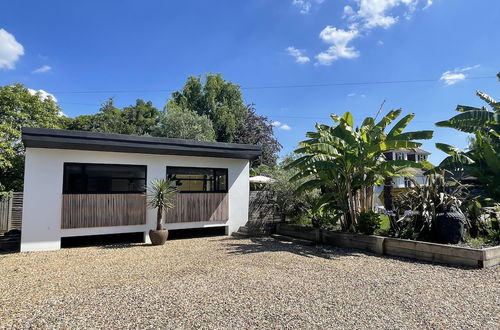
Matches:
[270,234,316,246]
[238,226,249,234]
[231,231,249,238]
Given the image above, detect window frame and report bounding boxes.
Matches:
[166,166,228,193]
[62,162,147,194]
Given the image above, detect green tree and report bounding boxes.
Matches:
[287,110,433,231]
[153,109,216,141]
[0,84,65,191]
[435,75,500,201]
[167,74,246,142]
[121,99,160,135]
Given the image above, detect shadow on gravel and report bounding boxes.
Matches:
[223,236,362,260]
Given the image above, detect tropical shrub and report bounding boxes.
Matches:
[287,110,432,231]
[392,171,467,240]
[357,212,381,235]
[435,73,500,202]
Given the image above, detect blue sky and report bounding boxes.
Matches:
[1,0,499,164]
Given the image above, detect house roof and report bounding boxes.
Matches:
[388,147,431,155]
[22,127,262,160]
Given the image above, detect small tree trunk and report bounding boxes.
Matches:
[383,177,393,210]
[346,179,356,230]
[157,206,163,230]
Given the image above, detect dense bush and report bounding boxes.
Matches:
[356,212,381,235]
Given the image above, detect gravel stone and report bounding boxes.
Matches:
[0,236,498,329]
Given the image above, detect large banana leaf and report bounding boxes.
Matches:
[387,113,415,137]
[388,130,433,141]
[435,110,498,133]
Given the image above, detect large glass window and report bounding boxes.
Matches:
[167,167,228,193]
[63,163,146,194]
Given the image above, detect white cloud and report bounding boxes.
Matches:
[377,40,384,46]
[286,46,310,63]
[292,0,312,14]
[272,120,291,130]
[316,26,359,65]
[347,92,356,97]
[0,29,24,70]
[27,88,58,102]
[440,65,480,86]
[32,65,52,73]
[314,1,431,65]
[292,0,326,14]
[344,0,428,30]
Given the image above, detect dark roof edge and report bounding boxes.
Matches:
[22,127,262,160]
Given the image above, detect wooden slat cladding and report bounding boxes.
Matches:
[61,194,146,229]
[165,193,228,223]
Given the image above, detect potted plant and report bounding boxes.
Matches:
[147,179,177,245]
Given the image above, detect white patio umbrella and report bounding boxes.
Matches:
[249,175,275,184]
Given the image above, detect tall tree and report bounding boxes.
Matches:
[121,99,160,135]
[153,109,216,141]
[234,104,282,166]
[67,98,160,136]
[0,84,65,191]
[166,74,246,142]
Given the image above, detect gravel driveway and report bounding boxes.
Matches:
[0,236,498,329]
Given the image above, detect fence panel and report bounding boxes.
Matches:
[0,196,11,232]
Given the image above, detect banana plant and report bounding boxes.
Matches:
[286,110,433,231]
[435,75,500,202]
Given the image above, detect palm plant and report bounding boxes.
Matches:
[147,179,177,230]
[286,110,433,231]
[435,75,500,202]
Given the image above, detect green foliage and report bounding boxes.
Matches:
[435,80,500,202]
[153,109,216,141]
[357,212,381,235]
[392,171,467,239]
[67,98,160,136]
[287,109,432,231]
[167,74,246,142]
[0,84,65,192]
[256,156,323,224]
[147,179,177,230]
[488,218,500,244]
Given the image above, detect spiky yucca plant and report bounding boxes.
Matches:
[147,179,177,230]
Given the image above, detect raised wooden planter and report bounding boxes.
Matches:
[276,223,500,268]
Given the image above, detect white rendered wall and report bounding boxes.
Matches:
[21,148,249,252]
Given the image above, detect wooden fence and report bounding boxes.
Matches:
[61,194,146,229]
[0,192,23,233]
[165,193,228,223]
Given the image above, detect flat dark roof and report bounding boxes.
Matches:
[22,127,262,160]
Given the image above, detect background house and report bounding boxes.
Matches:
[374,148,431,209]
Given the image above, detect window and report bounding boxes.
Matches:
[167,167,228,193]
[63,163,146,194]
[396,152,405,160]
[404,177,413,188]
[417,154,427,162]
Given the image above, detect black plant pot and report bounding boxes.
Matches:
[435,209,465,244]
